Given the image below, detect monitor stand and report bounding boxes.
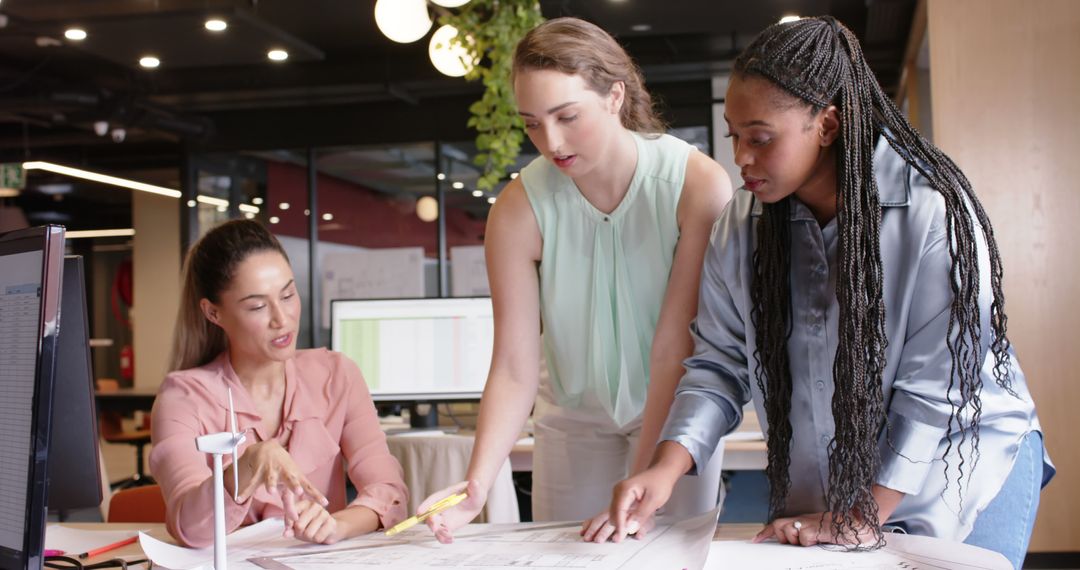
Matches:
[408,402,439,429]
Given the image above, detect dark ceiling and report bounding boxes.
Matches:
[0,0,916,166]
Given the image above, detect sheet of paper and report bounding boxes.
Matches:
[706,532,1010,570]
[250,507,720,570]
[46,525,143,556]
[138,518,342,570]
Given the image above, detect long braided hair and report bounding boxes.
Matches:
[739,16,1013,546]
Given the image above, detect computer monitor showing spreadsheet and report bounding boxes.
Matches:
[0,225,64,570]
[330,298,493,401]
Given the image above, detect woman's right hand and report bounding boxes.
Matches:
[607,465,682,543]
[420,480,487,544]
[226,440,328,507]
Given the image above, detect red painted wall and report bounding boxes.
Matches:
[265,160,485,256]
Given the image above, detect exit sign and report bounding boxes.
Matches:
[0,163,25,190]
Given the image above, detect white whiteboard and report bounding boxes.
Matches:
[321,246,425,329]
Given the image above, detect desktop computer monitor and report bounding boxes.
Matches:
[330,297,494,427]
[47,256,103,514]
[0,225,65,570]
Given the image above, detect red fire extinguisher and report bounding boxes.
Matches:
[120,344,134,381]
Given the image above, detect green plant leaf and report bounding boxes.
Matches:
[444,0,544,191]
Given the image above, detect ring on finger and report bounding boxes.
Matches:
[793,520,803,532]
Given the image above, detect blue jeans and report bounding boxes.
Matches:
[963,431,1047,569]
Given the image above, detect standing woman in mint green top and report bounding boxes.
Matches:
[417,17,732,543]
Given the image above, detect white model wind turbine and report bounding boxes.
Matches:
[195,388,247,570]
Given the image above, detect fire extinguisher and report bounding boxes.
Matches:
[120,344,134,381]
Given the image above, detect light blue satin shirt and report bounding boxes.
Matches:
[661,139,1053,541]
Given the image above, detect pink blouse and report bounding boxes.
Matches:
[149,348,408,547]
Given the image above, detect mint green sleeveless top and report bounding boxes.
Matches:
[521,132,693,427]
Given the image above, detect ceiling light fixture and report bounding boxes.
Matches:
[374,0,432,44]
[22,161,259,212]
[429,24,475,77]
[322,213,333,221]
[66,229,136,239]
[64,28,87,41]
[451,181,464,190]
[487,196,496,204]
[437,173,446,180]
[279,202,290,210]
[252,197,264,205]
[139,56,160,68]
[205,19,227,32]
[23,161,180,198]
[267,49,288,61]
[416,196,439,222]
[269,216,280,224]
[471,190,483,197]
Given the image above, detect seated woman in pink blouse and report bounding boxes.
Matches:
[150,219,407,547]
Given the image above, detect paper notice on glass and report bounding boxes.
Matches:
[249,507,720,570]
[707,531,1010,569]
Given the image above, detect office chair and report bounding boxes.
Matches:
[107,484,166,523]
[96,379,155,490]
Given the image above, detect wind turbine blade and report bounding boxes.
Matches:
[233,448,241,502]
[228,387,238,435]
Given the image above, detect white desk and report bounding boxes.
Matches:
[53,522,1010,569]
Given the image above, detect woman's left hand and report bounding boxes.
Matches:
[282,490,346,544]
[752,512,879,547]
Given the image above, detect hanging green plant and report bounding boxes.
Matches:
[440,0,544,191]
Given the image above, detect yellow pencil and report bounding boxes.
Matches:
[385,492,469,536]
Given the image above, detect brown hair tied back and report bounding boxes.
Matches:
[171,219,290,371]
[512,17,666,134]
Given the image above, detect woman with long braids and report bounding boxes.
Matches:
[606,16,1053,567]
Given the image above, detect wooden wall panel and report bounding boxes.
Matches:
[928,0,1080,552]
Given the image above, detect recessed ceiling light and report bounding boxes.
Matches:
[322,213,333,221]
[205,19,227,32]
[437,173,446,180]
[267,49,288,62]
[269,216,280,224]
[64,28,87,41]
[139,56,160,69]
[779,15,801,24]
[186,199,197,207]
[451,181,464,189]
[244,212,255,219]
[279,202,290,210]
[630,24,651,32]
[487,196,496,204]
[252,197,264,205]
[471,190,483,197]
